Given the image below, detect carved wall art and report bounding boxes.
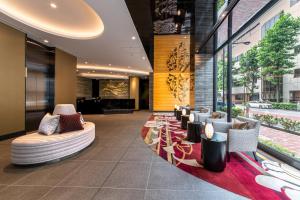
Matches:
[154,35,194,111]
[99,80,129,99]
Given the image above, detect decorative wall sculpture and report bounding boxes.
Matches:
[154,35,194,111]
[99,80,129,99]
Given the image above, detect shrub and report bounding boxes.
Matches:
[261,114,279,126]
[259,138,299,159]
[253,114,262,121]
[271,103,297,111]
[221,106,243,118]
[279,118,300,132]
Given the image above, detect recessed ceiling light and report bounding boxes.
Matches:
[92,70,95,72]
[142,56,146,60]
[84,61,88,64]
[43,39,49,43]
[50,3,57,9]
[128,66,131,68]
[108,64,112,66]
[131,36,136,40]
[177,10,181,16]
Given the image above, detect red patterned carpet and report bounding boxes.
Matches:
[141,114,288,200]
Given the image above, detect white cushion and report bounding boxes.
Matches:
[53,104,76,115]
[38,113,60,135]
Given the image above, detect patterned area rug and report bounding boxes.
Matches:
[141,114,298,200]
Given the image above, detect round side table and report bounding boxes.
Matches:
[201,132,227,172]
[187,122,202,143]
[181,115,189,130]
[175,110,182,121]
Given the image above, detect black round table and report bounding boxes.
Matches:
[201,132,227,172]
[181,115,189,130]
[175,110,182,121]
[187,122,202,143]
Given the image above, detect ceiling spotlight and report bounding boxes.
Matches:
[92,70,95,73]
[142,56,146,60]
[128,66,131,68]
[50,3,57,9]
[108,64,112,66]
[131,36,136,40]
[43,39,49,43]
[84,61,88,64]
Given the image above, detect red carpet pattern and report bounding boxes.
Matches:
[141,114,289,200]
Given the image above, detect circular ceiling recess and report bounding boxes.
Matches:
[0,0,104,39]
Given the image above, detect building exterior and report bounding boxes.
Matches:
[231,0,300,104]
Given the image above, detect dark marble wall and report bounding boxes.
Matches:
[76,77,92,98]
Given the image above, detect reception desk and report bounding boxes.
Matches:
[77,98,135,114]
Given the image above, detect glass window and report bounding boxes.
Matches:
[261,13,280,38]
[229,0,300,163]
[216,47,227,111]
[294,69,300,78]
[290,0,300,7]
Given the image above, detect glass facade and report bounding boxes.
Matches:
[213,0,300,165]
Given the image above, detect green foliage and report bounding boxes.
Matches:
[255,114,279,126]
[258,13,300,102]
[278,118,300,132]
[217,0,226,11]
[221,106,243,118]
[262,114,279,126]
[259,138,299,159]
[271,103,297,111]
[238,46,260,100]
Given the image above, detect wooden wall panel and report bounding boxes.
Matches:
[55,49,77,106]
[0,22,25,135]
[154,35,194,111]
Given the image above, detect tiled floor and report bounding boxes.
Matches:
[0,111,246,200]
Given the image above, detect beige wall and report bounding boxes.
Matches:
[55,49,77,106]
[130,77,139,110]
[0,23,25,135]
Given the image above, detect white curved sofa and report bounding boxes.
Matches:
[11,122,95,165]
[11,104,95,165]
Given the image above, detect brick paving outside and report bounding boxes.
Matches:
[259,126,300,158]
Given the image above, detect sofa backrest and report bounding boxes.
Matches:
[236,116,261,132]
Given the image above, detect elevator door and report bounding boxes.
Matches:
[25,39,54,131]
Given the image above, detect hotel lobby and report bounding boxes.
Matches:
[0,0,300,199]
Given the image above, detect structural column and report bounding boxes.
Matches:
[130,76,139,110]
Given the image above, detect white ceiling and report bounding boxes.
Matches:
[0,0,152,78]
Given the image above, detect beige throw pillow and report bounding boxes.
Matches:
[38,113,60,135]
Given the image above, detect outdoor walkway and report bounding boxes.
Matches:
[260,126,300,158]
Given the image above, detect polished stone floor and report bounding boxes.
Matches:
[0,111,246,200]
